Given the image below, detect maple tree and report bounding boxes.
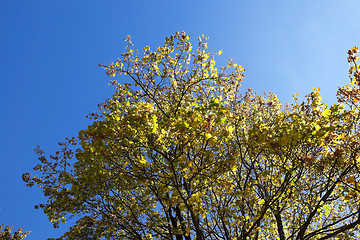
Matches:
[23,32,360,239]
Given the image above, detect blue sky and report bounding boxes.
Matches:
[1,0,360,239]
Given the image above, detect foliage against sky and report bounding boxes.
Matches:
[20,32,360,239]
[0,225,30,240]
[2,1,360,239]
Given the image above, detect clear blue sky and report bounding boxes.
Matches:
[1,0,359,239]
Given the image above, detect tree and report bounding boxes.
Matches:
[0,225,30,240]
[23,32,360,239]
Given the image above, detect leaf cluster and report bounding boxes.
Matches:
[0,225,30,240]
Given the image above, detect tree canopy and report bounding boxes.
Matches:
[23,32,360,239]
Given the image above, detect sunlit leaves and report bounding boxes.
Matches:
[0,225,30,240]
[23,35,360,239]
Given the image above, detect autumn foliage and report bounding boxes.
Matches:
[0,225,30,240]
[22,33,360,239]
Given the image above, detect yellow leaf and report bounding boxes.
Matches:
[139,156,147,164]
[347,176,356,184]
[231,164,238,172]
[186,226,191,236]
[322,109,331,118]
[205,133,212,139]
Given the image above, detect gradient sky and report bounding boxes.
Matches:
[1,0,360,239]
